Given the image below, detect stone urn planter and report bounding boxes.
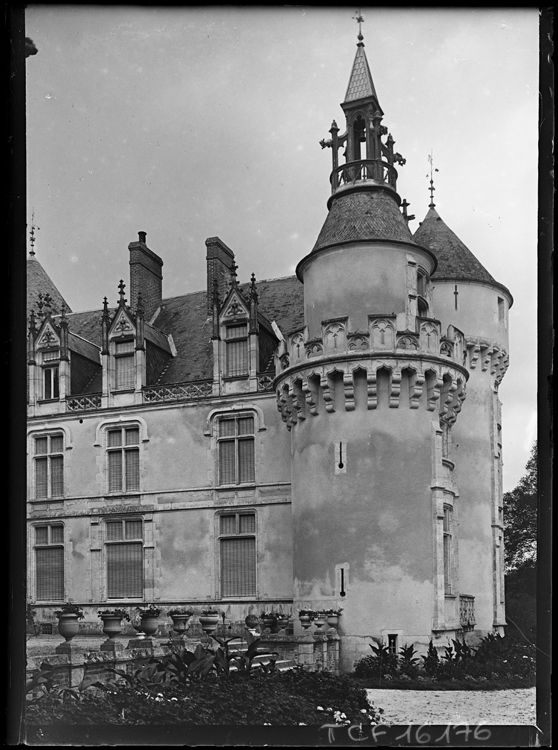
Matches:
[56,613,81,642]
[136,605,161,637]
[276,615,289,631]
[55,603,84,643]
[299,613,313,630]
[260,613,277,632]
[199,610,220,634]
[326,614,339,630]
[314,612,327,631]
[244,614,260,631]
[98,609,129,640]
[168,609,194,638]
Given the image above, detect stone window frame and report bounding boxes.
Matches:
[103,516,145,601]
[215,508,258,600]
[29,520,66,603]
[94,417,149,497]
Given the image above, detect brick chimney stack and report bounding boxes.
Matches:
[129,231,163,322]
[206,237,236,316]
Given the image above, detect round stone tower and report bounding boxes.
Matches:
[414,206,512,637]
[275,34,471,672]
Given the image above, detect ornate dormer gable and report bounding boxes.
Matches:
[107,280,138,344]
[101,281,144,401]
[213,262,261,394]
[28,296,69,407]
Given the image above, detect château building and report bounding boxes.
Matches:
[27,31,511,671]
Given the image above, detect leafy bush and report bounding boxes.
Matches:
[26,669,383,726]
[353,634,535,689]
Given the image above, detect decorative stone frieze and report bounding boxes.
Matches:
[275,355,467,429]
[464,335,509,384]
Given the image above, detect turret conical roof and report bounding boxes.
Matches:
[344,44,380,105]
[27,255,72,318]
[413,207,512,300]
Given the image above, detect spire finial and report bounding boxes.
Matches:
[118,279,127,306]
[353,9,364,44]
[427,150,439,208]
[29,209,40,257]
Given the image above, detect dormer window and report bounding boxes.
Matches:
[42,364,59,400]
[225,324,248,377]
[115,339,135,390]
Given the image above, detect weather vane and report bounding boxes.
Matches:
[29,209,40,257]
[427,151,439,208]
[353,9,364,42]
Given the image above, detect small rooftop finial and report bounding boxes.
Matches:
[427,150,439,208]
[230,260,239,289]
[29,209,40,257]
[353,9,364,44]
[118,279,127,306]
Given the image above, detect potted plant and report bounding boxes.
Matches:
[298,609,317,629]
[313,610,327,631]
[199,608,220,634]
[275,613,290,631]
[325,607,343,629]
[260,610,277,631]
[136,604,161,637]
[55,603,84,642]
[167,607,194,637]
[97,608,130,641]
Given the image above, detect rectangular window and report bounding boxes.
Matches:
[226,324,248,377]
[219,512,256,597]
[107,427,140,493]
[106,519,143,598]
[43,366,59,400]
[218,415,255,485]
[498,297,505,324]
[35,524,64,600]
[34,434,64,499]
[115,340,135,390]
[387,634,398,655]
[443,505,453,595]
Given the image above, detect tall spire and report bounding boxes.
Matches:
[344,13,380,106]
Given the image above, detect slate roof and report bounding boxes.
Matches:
[64,275,305,386]
[27,256,72,317]
[344,44,379,104]
[413,208,510,294]
[312,190,418,254]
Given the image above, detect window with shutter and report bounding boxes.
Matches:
[34,434,64,499]
[35,524,64,600]
[225,324,248,377]
[219,512,256,597]
[217,415,255,485]
[105,518,144,598]
[115,340,135,390]
[106,426,141,493]
[42,365,60,400]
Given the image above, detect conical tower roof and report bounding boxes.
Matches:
[27,255,72,318]
[312,190,418,253]
[344,44,380,105]
[413,207,512,300]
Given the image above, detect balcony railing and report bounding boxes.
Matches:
[257,373,275,392]
[143,380,213,403]
[330,159,398,193]
[459,594,476,631]
[66,393,102,412]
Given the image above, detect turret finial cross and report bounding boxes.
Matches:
[353,10,364,42]
[427,150,439,208]
[29,209,40,257]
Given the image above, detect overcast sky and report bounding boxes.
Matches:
[25,6,539,492]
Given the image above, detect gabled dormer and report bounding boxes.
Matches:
[212,263,260,395]
[28,294,65,409]
[101,281,144,406]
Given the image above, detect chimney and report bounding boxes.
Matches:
[206,237,235,316]
[129,231,163,322]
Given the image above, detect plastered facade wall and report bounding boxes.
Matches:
[290,371,437,671]
[301,242,435,339]
[432,279,509,632]
[27,392,294,618]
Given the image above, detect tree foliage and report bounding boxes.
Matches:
[503,443,537,571]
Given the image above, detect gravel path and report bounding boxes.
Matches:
[367,688,536,725]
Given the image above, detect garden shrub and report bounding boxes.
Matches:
[353,633,535,689]
[26,668,384,726]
